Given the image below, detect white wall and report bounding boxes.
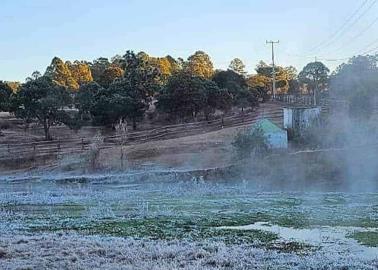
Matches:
[266,131,288,149]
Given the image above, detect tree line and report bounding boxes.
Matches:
[1,49,375,140]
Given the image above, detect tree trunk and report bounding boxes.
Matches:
[43,119,52,141]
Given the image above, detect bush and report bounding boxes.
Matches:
[232,126,269,159]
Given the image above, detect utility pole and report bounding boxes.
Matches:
[266,40,279,98]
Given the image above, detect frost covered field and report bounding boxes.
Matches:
[0,172,378,269]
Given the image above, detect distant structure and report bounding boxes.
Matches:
[252,119,288,149]
[283,105,321,137]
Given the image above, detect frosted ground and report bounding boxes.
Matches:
[0,171,377,269]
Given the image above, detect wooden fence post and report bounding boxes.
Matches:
[57,140,61,158]
[120,147,124,170]
[81,138,84,151]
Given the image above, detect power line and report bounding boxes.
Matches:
[308,0,373,53]
[331,14,378,53]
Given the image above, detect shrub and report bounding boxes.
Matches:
[232,126,269,159]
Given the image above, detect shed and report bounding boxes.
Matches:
[251,119,288,149]
[283,106,321,137]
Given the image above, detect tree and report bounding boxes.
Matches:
[229,58,247,76]
[234,87,258,112]
[298,61,329,93]
[89,51,161,129]
[121,50,161,98]
[0,81,12,112]
[107,78,150,129]
[288,79,300,95]
[157,72,232,121]
[11,77,72,140]
[66,61,93,85]
[186,51,214,79]
[26,71,42,82]
[153,56,181,84]
[99,65,124,88]
[4,81,21,92]
[157,72,205,120]
[232,126,269,159]
[45,57,79,90]
[201,80,232,120]
[213,70,247,99]
[0,82,13,135]
[213,70,258,110]
[330,55,378,119]
[89,57,111,84]
[330,55,378,98]
[75,82,103,120]
[246,74,270,101]
[253,61,297,95]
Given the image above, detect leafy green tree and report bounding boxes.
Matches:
[89,51,160,129]
[234,87,258,112]
[89,57,111,84]
[213,70,258,110]
[121,50,161,98]
[66,60,93,85]
[232,126,269,159]
[45,57,79,90]
[4,81,20,92]
[298,61,329,93]
[253,61,297,94]
[330,55,378,98]
[99,65,124,88]
[0,81,13,135]
[186,51,214,79]
[0,81,13,112]
[288,79,300,95]
[229,58,247,76]
[157,72,205,120]
[330,55,378,119]
[75,82,103,120]
[157,72,231,121]
[200,79,232,120]
[26,71,42,82]
[108,78,150,129]
[11,77,72,140]
[246,75,270,101]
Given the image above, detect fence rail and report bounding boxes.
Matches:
[1,95,334,162]
[0,105,284,161]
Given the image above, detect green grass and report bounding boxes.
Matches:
[29,215,279,245]
[348,231,378,247]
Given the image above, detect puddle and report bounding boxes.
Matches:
[218,222,378,260]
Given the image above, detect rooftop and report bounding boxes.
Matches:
[252,119,283,133]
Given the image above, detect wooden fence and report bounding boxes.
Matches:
[0,105,283,161]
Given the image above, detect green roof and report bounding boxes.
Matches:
[252,119,283,133]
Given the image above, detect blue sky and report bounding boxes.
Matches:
[1,0,378,82]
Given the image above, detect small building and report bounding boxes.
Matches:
[283,106,321,137]
[251,119,288,149]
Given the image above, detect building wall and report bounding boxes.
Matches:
[284,107,321,136]
[266,131,288,149]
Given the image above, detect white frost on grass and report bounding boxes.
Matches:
[218,222,378,261]
[0,233,377,270]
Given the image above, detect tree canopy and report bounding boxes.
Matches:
[157,72,231,121]
[298,61,329,93]
[186,51,214,79]
[229,58,247,76]
[0,81,13,112]
[11,76,72,140]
